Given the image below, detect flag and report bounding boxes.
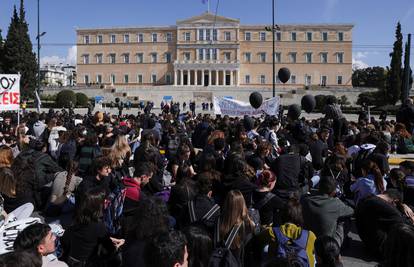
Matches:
[35,90,42,112]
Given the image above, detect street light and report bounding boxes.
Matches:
[36,0,45,112]
[265,0,280,98]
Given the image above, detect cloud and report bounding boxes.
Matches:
[354,52,368,59]
[352,58,369,70]
[40,45,77,67]
[323,0,339,21]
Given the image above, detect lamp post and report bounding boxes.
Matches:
[265,0,280,98]
[36,0,46,112]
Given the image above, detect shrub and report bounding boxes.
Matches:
[56,90,77,108]
[75,92,89,107]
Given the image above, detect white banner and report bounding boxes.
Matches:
[0,74,20,111]
[213,96,280,116]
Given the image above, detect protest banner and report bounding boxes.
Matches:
[213,96,280,116]
[0,74,20,111]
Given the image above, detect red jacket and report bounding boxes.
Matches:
[123,177,141,202]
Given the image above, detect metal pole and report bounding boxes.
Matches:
[272,0,275,98]
[37,0,40,112]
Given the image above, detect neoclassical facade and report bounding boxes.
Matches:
[76,13,353,89]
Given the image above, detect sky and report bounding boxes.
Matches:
[0,0,413,70]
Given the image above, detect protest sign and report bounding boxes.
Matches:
[213,96,280,116]
[0,74,20,111]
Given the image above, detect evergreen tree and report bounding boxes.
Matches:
[387,22,403,104]
[401,38,412,102]
[3,1,37,99]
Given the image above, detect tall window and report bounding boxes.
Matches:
[259,52,266,63]
[245,32,251,41]
[84,75,89,84]
[124,34,130,43]
[305,53,312,63]
[96,75,102,84]
[152,33,158,43]
[245,52,251,62]
[124,74,129,84]
[206,29,211,41]
[291,32,297,41]
[212,48,217,60]
[274,52,281,63]
[320,52,328,63]
[212,29,217,41]
[110,74,116,84]
[198,49,204,60]
[137,33,144,43]
[137,53,143,63]
[337,76,343,85]
[84,35,89,44]
[337,52,344,63]
[322,32,328,41]
[338,32,344,41]
[289,52,297,63]
[224,52,231,61]
[245,75,250,84]
[166,32,172,42]
[305,75,312,86]
[321,76,327,86]
[124,54,130,64]
[306,32,312,41]
[96,54,103,64]
[291,75,296,84]
[184,32,191,41]
[166,74,171,84]
[198,29,204,41]
[184,52,191,61]
[225,32,231,41]
[97,35,103,44]
[151,74,157,83]
[83,54,89,64]
[260,32,266,41]
[260,75,266,84]
[206,49,211,60]
[137,74,143,84]
[275,32,281,41]
[151,53,157,63]
[110,34,116,43]
[165,53,171,63]
[109,53,116,64]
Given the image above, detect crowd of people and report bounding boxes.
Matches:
[0,97,414,267]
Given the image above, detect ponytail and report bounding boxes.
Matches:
[63,160,78,195]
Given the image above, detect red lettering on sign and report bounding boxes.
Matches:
[0,92,19,105]
[2,93,9,104]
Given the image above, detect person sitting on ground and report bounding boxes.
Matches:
[144,230,188,267]
[0,250,42,267]
[122,162,154,211]
[381,223,414,267]
[13,223,67,267]
[301,176,354,247]
[182,226,212,267]
[399,160,414,207]
[355,189,414,259]
[314,236,343,267]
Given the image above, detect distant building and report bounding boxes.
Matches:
[76,12,353,89]
[40,64,76,87]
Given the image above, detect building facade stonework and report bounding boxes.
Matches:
[76,13,353,89]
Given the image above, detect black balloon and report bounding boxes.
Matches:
[278,68,291,84]
[301,95,316,113]
[249,92,263,109]
[287,104,301,120]
[115,97,120,103]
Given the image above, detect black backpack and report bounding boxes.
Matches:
[188,201,220,227]
[208,219,242,267]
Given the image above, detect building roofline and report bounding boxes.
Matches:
[76,26,177,32]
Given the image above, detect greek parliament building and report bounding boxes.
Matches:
[76,12,353,91]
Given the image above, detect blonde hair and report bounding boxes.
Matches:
[219,190,254,249]
[108,135,131,168]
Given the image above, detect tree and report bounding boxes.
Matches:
[3,1,37,99]
[401,37,412,103]
[387,22,403,104]
[75,92,89,107]
[0,28,4,73]
[56,90,77,108]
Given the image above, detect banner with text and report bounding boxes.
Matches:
[213,96,280,117]
[0,74,20,111]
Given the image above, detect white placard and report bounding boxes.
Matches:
[213,96,280,117]
[0,74,20,111]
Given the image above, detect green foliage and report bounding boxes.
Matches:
[75,92,89,107]
[0,29,4,73]
[387,22,403,104]
[352,66,387,89]
[339,95,350,106]
[56,90,76,108]
[3,2,38,99]
[357,91,386,106]
[314,95,336,110]
[402,39,412,103]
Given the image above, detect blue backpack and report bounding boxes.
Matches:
[272,227,310,267]
[103,184,126,235]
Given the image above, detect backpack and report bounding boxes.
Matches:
[167,135,180,159]
[272,227,310,267]
[188,201,220,228]
[208,219,242,267]
[352,145,375,176]
[103,184,126,235]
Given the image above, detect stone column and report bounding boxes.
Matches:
[222,70,226,86]
[215,70,219,86]
[201,70,205,86]
[208,70,212,86]
[230,70,233,86]
[186,70,190,86]
[194,69,198,86]
[174,70,177,86]
[236,70,240,86]
[180,70,183,86]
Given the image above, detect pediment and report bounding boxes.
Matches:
[177,12,240,26]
